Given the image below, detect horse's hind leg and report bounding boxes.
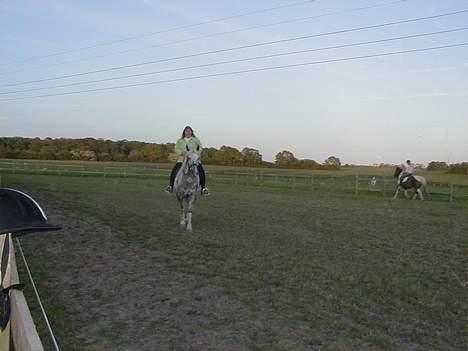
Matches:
[417,188,424,200]
[393,187,399,200]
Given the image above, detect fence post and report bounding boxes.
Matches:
[292,176,295,189]
[382,176,386,197]
[310,175,314,191]
[449,182,454,202]
[0,234,11,351]
[355,174,359,196]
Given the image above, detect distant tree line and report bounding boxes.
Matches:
[427,161,468,174]
[0,137,343,170]
[3,137,464,172]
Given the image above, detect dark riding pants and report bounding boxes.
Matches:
[170,162,206,188]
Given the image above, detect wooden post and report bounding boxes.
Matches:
[0,234,10,351]
[355,174,359,196]
[310,175,314,191]
[292,176,295,189]
[10,237,45,351]
[382,176,386,197]
[449,182,454,202]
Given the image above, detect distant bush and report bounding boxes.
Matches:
[448,162,468,175]
[427,161,449,171]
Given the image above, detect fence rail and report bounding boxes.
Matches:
[0,160,467,202]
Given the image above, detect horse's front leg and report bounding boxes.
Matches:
[186,198,195,232]
[179,200,186,226]
[393,186,400,200]
[186,212,193,231]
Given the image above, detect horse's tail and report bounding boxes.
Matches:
[424,182,429,196]
[421,177,429,196]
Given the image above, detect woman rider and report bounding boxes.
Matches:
[165,126,210,195]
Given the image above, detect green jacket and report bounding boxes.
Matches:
[175,136,203,162]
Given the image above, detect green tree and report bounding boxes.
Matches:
[427,161,448,171]
[201,147,219,165]
[323,156,341,170]
[448,162,468,175]
[242,147,262,167]
[216,146,243,166]
[298,159,320,169]
[275,150,298,168]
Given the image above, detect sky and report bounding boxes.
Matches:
[0,0,467,165]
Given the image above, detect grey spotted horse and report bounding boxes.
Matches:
[174,150,201,231]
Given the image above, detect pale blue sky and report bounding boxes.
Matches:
[1,0,467,164]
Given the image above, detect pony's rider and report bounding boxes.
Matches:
[400,159,414,185]
[165,126,210,195]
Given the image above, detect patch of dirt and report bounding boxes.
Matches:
[23,201,288,351]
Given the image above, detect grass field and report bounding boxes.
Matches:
[1,162,467,350]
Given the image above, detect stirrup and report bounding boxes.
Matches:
[201,188,210,195]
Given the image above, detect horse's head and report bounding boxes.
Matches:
[393,166,402,178]
[183,150,200,174]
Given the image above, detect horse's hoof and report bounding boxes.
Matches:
[186,227,192,232]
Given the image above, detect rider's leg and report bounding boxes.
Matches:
[197,163,206,188]
[167,162,182,191]
[197,164,210,195]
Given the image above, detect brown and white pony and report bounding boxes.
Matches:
[393,166,428,200]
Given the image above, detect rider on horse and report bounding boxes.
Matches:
[165,126,210,195]
[399,160,415,187]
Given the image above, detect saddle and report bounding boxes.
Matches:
[400,175,420,189]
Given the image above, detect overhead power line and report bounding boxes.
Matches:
[0,0,407,75]
[1,27,465,95]
[1,42,466,101]
[5,0,316,65]
[2,9,466,88]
